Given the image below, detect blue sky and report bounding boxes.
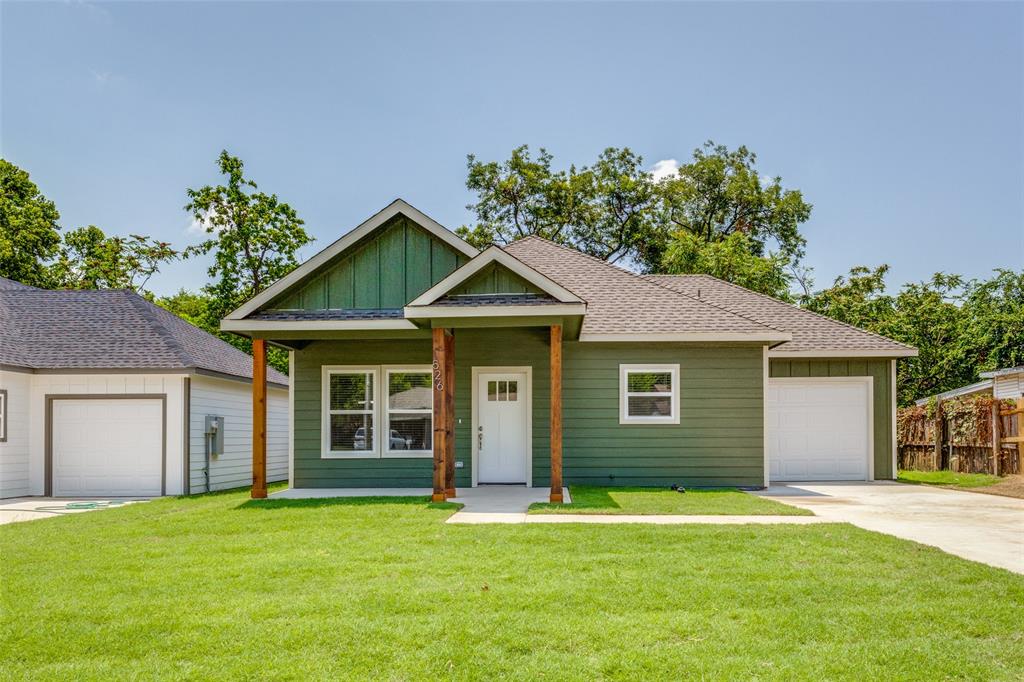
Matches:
[2,1,1021,297]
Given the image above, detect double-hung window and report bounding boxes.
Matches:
[384,369,433,457]
[322,366,433,458]
[619,364,680,424]
[323,367,377,456]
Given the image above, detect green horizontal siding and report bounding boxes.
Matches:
[293,334,766,489]
[770,358,894,479]
[273,216,468,310]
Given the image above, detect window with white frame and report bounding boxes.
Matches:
[619,364,679,424]
[321,366,434,458]
[323,368,377,455]
[0,389,7,442]
[385,368,433,456]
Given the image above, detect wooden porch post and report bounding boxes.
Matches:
[444,331,456,497]
[431,328,448,502]
[251,338,267,499]
[549,325,563,503]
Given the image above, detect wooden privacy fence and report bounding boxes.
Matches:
[897,396,1022,475]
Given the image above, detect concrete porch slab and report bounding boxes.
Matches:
[270,488,433,499]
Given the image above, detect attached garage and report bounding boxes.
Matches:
[766,377,873,481]
[49,397,165,497]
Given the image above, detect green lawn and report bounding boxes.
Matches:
[529,485,812,515]
[2,487,1023,680]
[899,470,1003,489]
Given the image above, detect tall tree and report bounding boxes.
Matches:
[185,151,312,315]
[184,151,311,374]
[661,231,795,300]
[53,225,177,292]
[656,142,812,270]
[0,159,62,286]
[458,145,660,263]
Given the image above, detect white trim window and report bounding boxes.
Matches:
[619,364,680,425]
[322,366,378,457]
[0,389,7,442]
[383,367,433,458]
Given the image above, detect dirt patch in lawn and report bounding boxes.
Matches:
[968,474,1024,500]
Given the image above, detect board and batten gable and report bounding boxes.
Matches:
[187,375,288,493]
[291,332,766,488]
[769,358,895,479]
[269,215,470,311]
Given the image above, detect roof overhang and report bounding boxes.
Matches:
[224,199,478,321]
[913,379,992,406]
[221,318,419,333]
[407,246,585,306]
[404,302,586,319]
[768,349,919,358]
[979,366,1024,379]
[579,331,793,343]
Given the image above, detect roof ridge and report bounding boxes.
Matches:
[646,273,915,351]
[510,236,787,334]
[122,291,198,368]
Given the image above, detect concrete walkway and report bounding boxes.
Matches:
[0,497,144,525]
[753,482,1024,574]
[453,513,829,525]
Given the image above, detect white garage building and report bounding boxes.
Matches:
[0,277,288,498]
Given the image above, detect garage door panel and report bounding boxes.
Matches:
[52,399,163,496]
[767,379,870,482]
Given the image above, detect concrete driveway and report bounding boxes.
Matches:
[754,482,1024,574]
[0,497,144,525]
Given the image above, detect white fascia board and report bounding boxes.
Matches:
[224,199,477,321]
[768,349,918,358]
[580,331,792,343]
[407,246,584,306]
[404,303,586,319]
[221,318,419,332]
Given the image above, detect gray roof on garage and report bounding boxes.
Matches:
[0,288,288,385]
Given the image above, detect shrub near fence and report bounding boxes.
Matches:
[897,396,1021,475]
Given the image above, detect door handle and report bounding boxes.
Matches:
[478,425,483,450]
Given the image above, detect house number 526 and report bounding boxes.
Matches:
[433,360,443,391]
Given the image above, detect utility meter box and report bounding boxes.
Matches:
[204,415,224,457]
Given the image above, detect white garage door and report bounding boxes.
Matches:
[767,379,871,482]
[52,398,164,496]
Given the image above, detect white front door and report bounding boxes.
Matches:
[477,371,528,483]
[52,398,164,496]
[766,378,871,482]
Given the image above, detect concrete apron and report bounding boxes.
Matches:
[0,497,146,525]
[754,481,1024,574]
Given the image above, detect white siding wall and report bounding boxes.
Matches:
[993,374,1024,400]
[188,376,288,493]
[27,373,187,496]
[0,370,33,498]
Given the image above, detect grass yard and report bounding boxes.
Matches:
[2,487,1023,680]
[899,470,1003,488]
[528,485,812,515]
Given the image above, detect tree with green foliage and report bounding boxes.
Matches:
[0,159,62,287]
[656,142,811,269]
[185,151,312,314]
[802,265,1024,406]
[458,146,660,264]
[183,151,310,374]
[53,225,177,292]
[661,231,795,300]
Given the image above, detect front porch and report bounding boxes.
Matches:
[249,324,569,504]
[270,484,572,514]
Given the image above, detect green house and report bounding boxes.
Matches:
[224,200,916,502]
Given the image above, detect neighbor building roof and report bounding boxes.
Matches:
[0,288,288,385]
[0,276,40,291]
[643,274,916,356]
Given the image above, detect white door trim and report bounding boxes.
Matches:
[767,376,874,482]
[470,366,532,488]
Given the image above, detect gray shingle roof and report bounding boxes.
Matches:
[250,308,404,321]
[503,237,787,338]
[433,294,563,307]
[0,276,40,291]
[0,289,288,384]
[644,274,915,355]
